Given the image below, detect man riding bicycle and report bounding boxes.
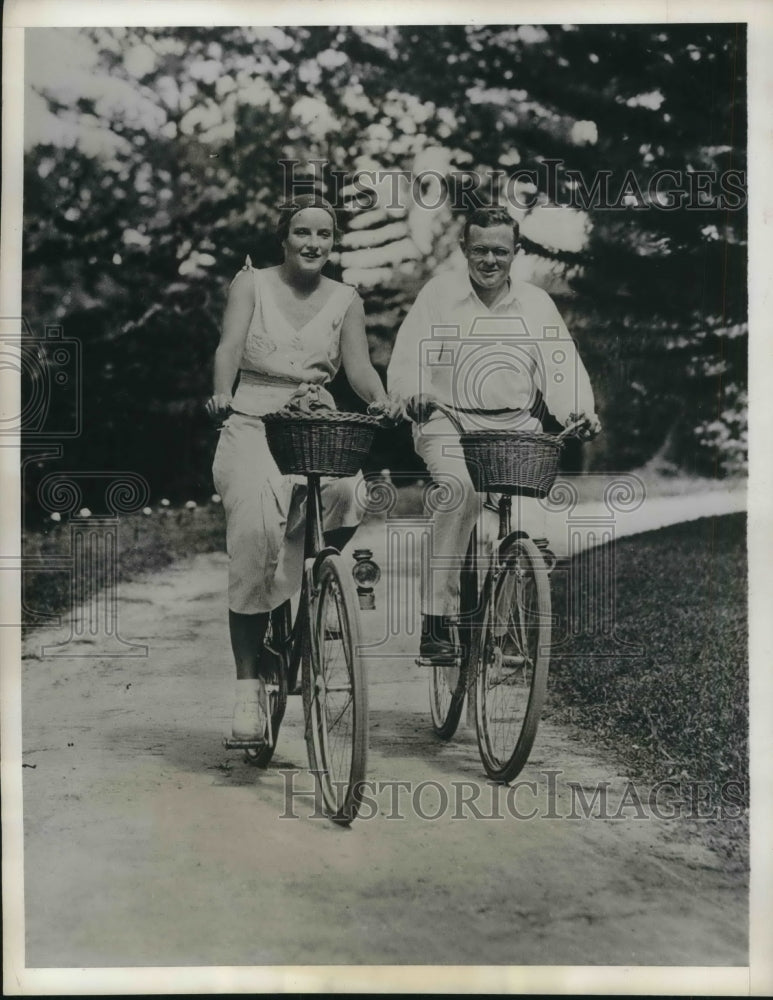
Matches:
[387,205,602,658]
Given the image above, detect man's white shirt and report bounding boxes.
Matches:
[387,268,595,423]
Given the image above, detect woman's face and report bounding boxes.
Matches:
[282,207,335,273]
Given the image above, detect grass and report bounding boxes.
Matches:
[386,472,748,821]
[22,503,226,628]
[546,512,748,863]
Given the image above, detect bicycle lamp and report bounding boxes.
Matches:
[352,549,380,610]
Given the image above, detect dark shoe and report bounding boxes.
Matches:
[419,637,458,658]
[420,615,457,658]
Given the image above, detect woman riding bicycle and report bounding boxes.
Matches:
[206,194,400,742]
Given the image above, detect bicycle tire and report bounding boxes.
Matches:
[428,535,476,740]
[428,623,469,740]
[472,537,550,783]
[302,553,368,825]
[244,605,290,768]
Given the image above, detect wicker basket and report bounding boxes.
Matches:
[460,429,562,497]
[262,410,381,477]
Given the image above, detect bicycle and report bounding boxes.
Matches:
[416,402,592,783]
[221,407,383,825]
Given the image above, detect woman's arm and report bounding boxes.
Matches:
[207,269,255,418]
[339,294,389,406]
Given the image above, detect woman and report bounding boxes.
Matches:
[206,195,399,741]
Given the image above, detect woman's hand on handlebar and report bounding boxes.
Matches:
[564,411,602,440]
[367,392,404,425]
[205,393,233,422]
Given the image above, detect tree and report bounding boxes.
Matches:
[22,23,747,514]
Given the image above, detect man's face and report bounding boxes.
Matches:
[462,224,517,295]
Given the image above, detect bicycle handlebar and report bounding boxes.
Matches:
[209,398,591,438]
[555,417,593,442]
[413,399,593,442]
[207,401,398,430]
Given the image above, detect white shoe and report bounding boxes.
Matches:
[232,698,263,741]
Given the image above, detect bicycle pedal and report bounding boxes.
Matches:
[222,736,269,750]
[415,655,462,668]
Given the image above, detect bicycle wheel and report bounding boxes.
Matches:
[428,536,476,740]
[302,553,368,825]
[244,605,290,768]
[473,537,551,783]
[428,625,468,739]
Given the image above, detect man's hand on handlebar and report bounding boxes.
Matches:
[205,393,233,422]
[404,394,440,424]
[565,411,602,440]
[367,393,404,425]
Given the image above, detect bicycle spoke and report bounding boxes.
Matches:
[303,554,368,823]
[428,621,468,740]
[475,539,551,783]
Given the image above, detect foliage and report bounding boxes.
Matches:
[22,24,747,506]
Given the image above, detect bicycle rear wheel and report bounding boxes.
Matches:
[244,604,290,768]
[428,623,468,740]
[428,535,476,740]
[473,537,550,783]
[303,553,368,825]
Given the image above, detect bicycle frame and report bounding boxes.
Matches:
[460,495,529,623]
[267,472,340,695]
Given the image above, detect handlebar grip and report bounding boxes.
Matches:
[408,398,466,433]
[206,402,233,430]
[556,417,591,442]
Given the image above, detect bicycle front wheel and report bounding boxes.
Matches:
[303,553,368,825]
[473,537,551,783]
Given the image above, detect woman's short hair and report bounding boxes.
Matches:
[462,206,520,246]
[275,194,338,243]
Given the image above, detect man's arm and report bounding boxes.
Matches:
[386,283,435,407]
[533,289,598,430]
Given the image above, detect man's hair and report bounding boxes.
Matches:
[276,194,338,243]
[462,206,520,245]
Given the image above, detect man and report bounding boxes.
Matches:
[387,205,601,657]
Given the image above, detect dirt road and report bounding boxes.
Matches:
[20,498,748,970]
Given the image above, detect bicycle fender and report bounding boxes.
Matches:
[493,529,529,560]
[312,546,340,576]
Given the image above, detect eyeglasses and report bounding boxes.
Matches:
[466,246,513,260]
